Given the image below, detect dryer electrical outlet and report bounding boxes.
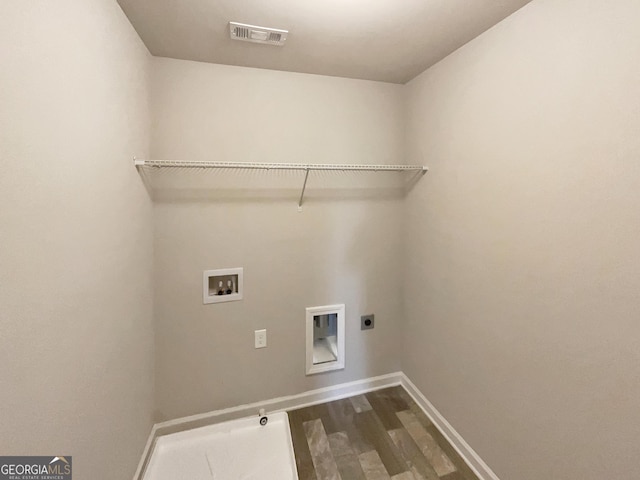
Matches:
[361,314,375,330]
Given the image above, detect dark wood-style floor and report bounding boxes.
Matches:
[288,386,480,480]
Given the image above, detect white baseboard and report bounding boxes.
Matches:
[134,371,499,480]
[400,373,500,480]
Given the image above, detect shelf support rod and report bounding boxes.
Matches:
[298,168,310,211]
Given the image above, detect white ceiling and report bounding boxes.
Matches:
[117,0,532,84]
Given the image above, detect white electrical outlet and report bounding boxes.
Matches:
[255,329,267,349]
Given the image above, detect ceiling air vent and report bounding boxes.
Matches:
[229,22,288,46]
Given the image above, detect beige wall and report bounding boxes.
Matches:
[0,1,154,479]
[403,1,640,479]
[150,58,406,420]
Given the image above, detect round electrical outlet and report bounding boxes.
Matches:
[361,314,375,330]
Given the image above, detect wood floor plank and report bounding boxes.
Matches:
[355,410,408,476]
[396,411,457,477]
[439,472,468,480]
[350,394,373,413]
[375,387,411,413]
[289,409,319,480]
[358,450,391,480]
[293,403,326,422]
[324,398,374,454]
[424,425,478,480]
[395,388,433,429]
[387,428,439,480]
[391,472,416,480]
[392,390,476,480]
[365,389,408,430]
[304,418,341,480]
[328,431,367,480]
[300,402,342,435]
[323,398,356,435]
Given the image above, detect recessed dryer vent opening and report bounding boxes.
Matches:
[306,304,345,375]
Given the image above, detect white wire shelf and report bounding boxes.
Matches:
[134,158,428,209]
[134,159,428,172]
